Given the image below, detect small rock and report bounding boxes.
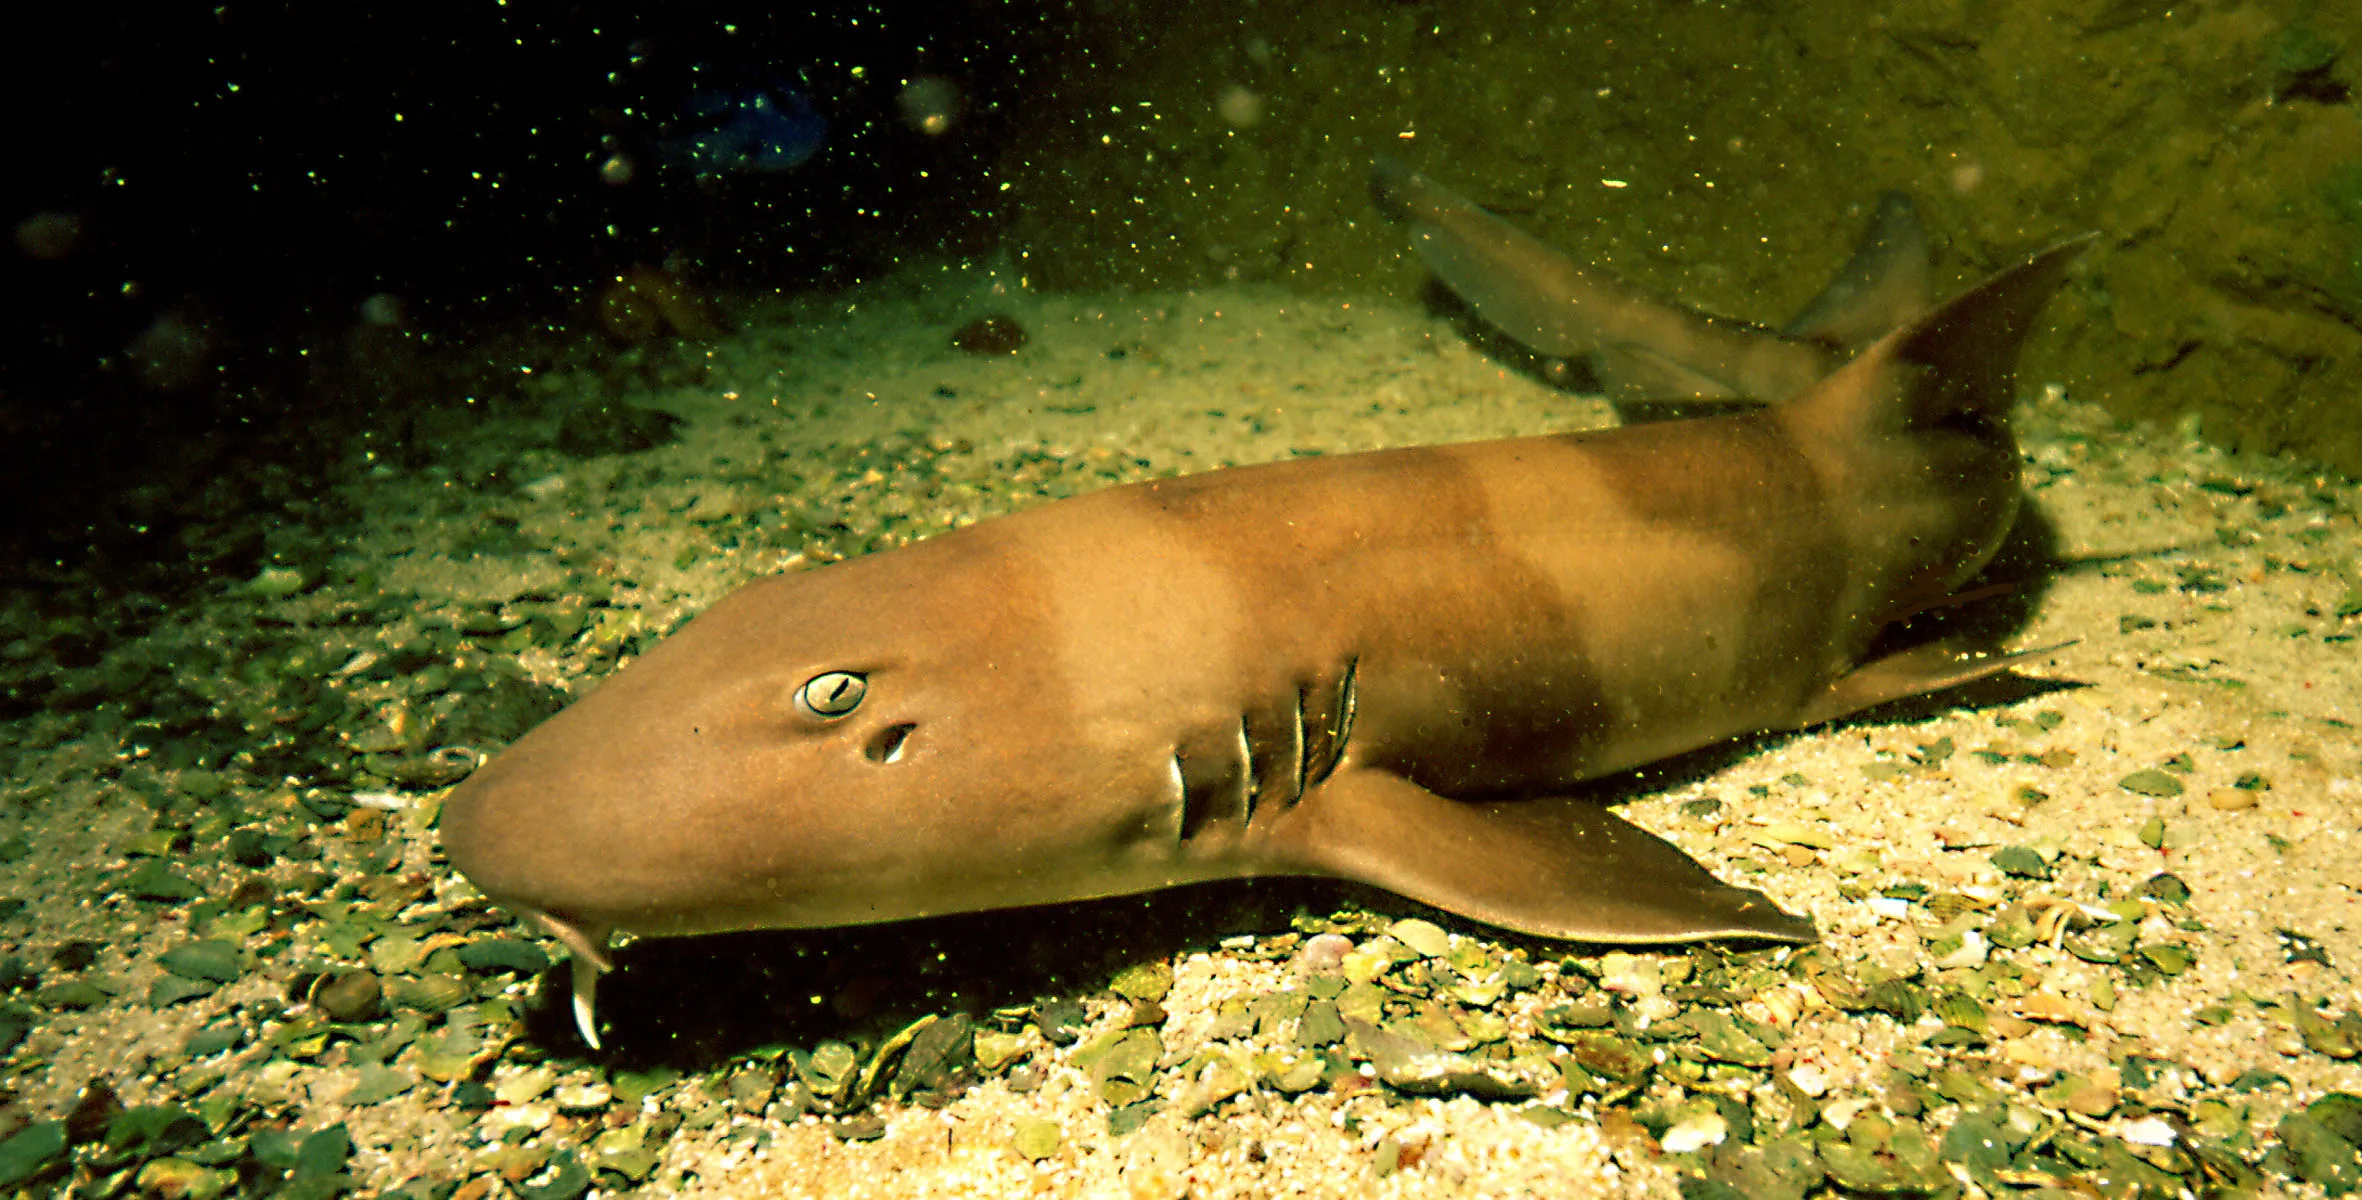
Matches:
[184,1024,243,1058]
[726,1068,777,1115]
[1107,1099,1161,1137]
[1010,1116,1061,1161]
[0,1124,67,1190]
[1294,933,1353,974]
[1176,1053,1253,1117]
[1297,1000,1346,1047]
[456,938,550,976]
[313,971,383,1022]
[134,1157,236,1200]
[1932,929,1990,971]
[159,940,245,984]
[1386,919,1452,959]
[1030,997,1087,1046]
[1661,1110,1728,1155]
[2279,1113,2362,1192]
[553,1081,613,1113]
[150,977,217,1007]
[2309,1094,2362,1146]
[1597,953,1662,999]
[1109,961,1173,1004]
[1821,1124,1947,1192]
[973,1030,1027,1073]
[495,1067,557,1107]
[122,861,203,902]
[390,973,470,1014]
[2293,1003,2358,1059]
[1346,1019,1555,1100]
[1988,845,2050,880]
[1254,1049,1326,1094]
[343,1064,414,1107]
[1787,1063,1831,1097]
[39,981,107,1010]
[1071,1027,1162,1107]
[2207,788,2259,812]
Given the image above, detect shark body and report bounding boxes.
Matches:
[441,163,2087,1047]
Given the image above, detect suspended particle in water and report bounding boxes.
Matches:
[898,75,965,136]
[359,293,405,328]
[1217,85,1262,128]
[14,211,82,260]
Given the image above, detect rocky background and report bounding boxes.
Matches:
[998,0,2362,473]
[10,1,2359,578]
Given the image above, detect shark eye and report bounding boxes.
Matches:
[794,671,867,719]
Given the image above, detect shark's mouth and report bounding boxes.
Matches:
[520,907,614,1050]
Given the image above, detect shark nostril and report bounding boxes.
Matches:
[864,722,916,764]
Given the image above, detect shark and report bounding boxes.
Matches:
[439,161,2089,1049]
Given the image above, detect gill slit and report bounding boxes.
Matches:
[1234,715,1257,824]
[1290,686,1310,803]
[1313,655,1359,788]
[1165,751,1187,836]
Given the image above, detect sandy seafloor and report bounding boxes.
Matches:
[2,255,2360,1199]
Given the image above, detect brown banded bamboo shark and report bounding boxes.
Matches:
[439,164,2091,1049]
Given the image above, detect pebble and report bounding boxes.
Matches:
[1386,918,1452,958]
[1293,933,1353,974]
[1786,1063,1831,1097]
[1010,1116,1061,1161]
[2207,788,2259,812]
[312,970,383,1022]
[1660,1111,1728,1155]
[554,1081,613,1113]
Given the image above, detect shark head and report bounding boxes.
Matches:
[437,525,1162,963]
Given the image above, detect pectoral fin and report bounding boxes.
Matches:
[1790,639,2073,730]
[1264,768,1814,944]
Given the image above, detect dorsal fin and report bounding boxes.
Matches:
[1784,234,2094,440]
[1890,234,2096,426]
